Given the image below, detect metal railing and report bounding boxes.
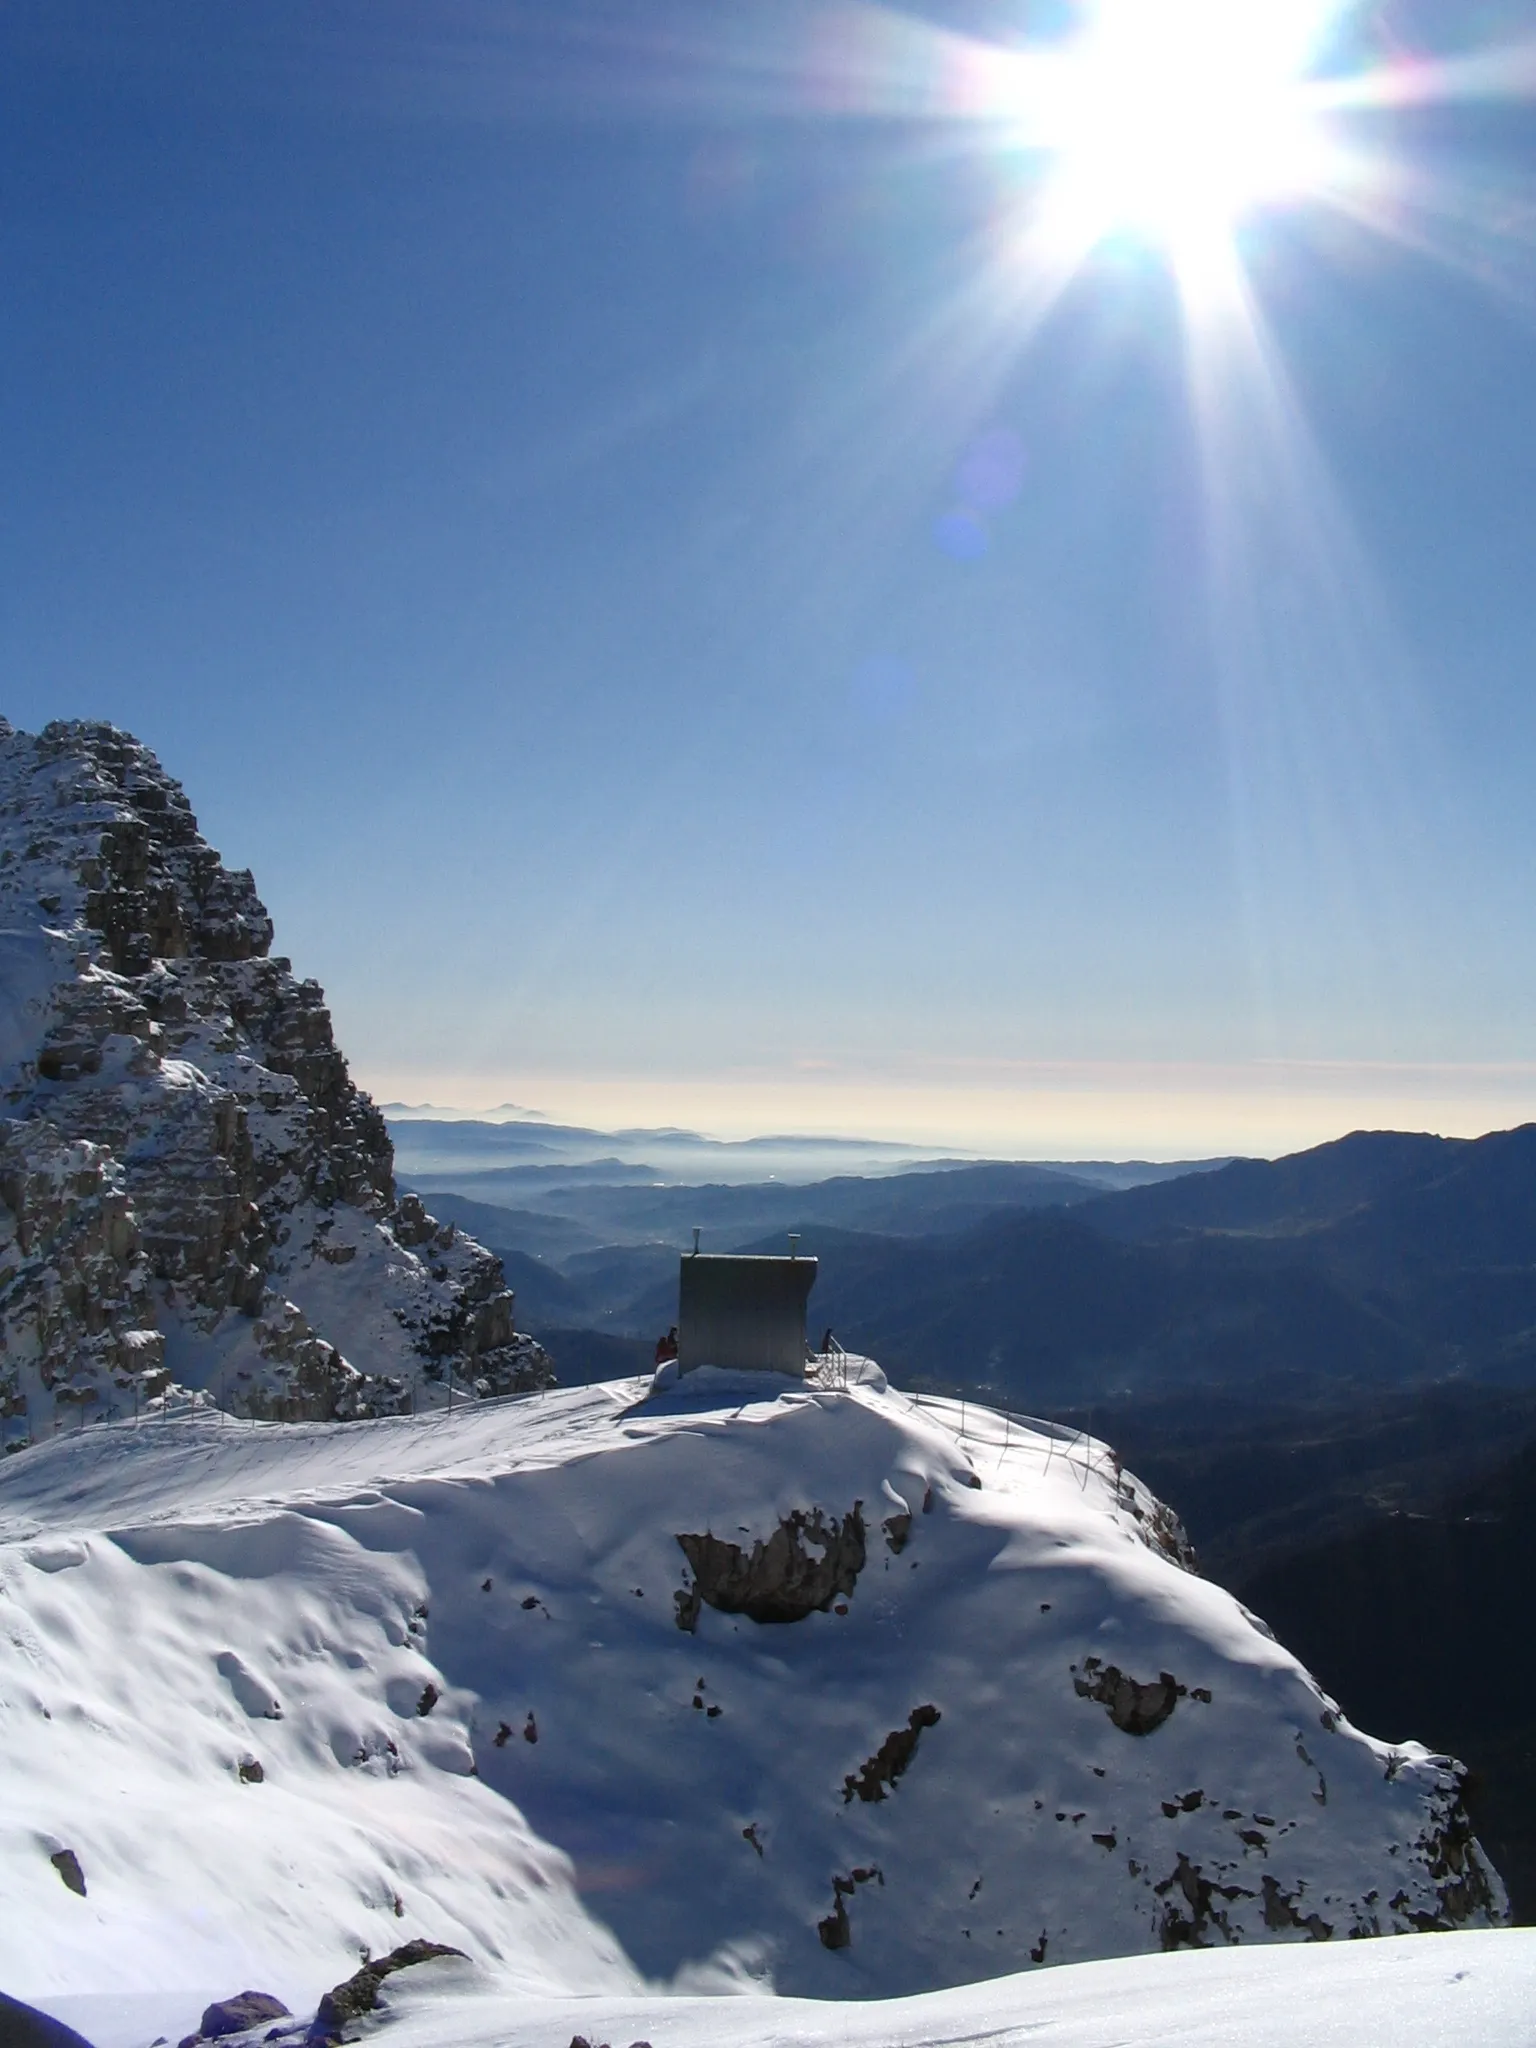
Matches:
[40,1359,1116,1511]
[900,1387,1124,1495]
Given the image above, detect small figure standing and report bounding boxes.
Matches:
[820,1326,837,1356]
[655,1326,679,1366]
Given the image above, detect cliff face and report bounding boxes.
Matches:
[0,718,552,1447]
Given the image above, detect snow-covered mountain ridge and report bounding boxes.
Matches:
[0,718,551,1447]
[0,1367,1505,2026]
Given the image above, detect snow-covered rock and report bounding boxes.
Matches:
[0,1370,1506,2024]
[0,718,553,1447]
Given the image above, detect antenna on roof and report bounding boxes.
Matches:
[788,1232,800,1259]
[692,1227,701,1256]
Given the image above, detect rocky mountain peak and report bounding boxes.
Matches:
[0,718,552,1448]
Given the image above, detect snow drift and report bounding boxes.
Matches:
[0,1365,1505,2024]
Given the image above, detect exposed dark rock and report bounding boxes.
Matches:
[842,1705,942,1803]
[309,1941,466,2041]
[1108,1473,1201,1572]
[416,1683,440,1717]
[198,1993,290,2041]
[237,1758,264,1784]
[1073,1656,1185,1735]
[817,1865,883,1949]
[883,1510,912,1554]
[1260,1874,1332,1940]
[676,1504,865,1625]
[1161,1789,1204,1817]
[1156,1854,1255,1949]
[817,1895,850,1951]
[1412,1768,1509,1929]
[49,1848,86,1896]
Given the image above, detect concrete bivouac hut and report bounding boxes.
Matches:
[677,1248,817,1378]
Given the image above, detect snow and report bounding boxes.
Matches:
[0,928,74,1083]
[4,728,1511,2043]
[273,1927,1536,2048]
[0,1370,1504,2039]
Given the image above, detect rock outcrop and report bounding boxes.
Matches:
[309,1940,466,2042]
[674,1503,867,1627]
[179,1990,291,2048]
[0,718,553,1447]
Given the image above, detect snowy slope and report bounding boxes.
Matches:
[31,1931,1536,2048]
[0,719,551,1445]
[0,1369,1504,2023]
[237,1927,1536,2048]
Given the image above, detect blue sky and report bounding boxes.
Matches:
[5,0,1536,1155]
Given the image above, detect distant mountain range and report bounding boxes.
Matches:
[766,1123,1536,1407]
[388,1112,1225,1198]
[404,1120,1536,1407]
[389,1114,979,1187]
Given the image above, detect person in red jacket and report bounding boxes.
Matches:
[654,1325,679,1365]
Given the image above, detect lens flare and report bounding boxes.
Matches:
[1034,0,1346,277]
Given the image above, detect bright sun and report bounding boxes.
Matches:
[1037,0,1344,265]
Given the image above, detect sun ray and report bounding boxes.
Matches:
[1305,37,1536,114]
[1310,140,1536,316]
[1175,236,1463,1044]
[391,0,1534,1052]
